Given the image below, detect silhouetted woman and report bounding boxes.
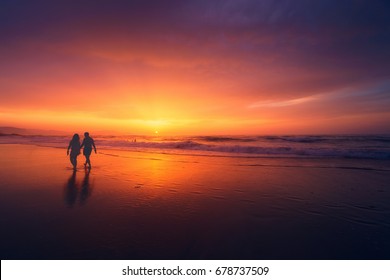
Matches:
[67,134,81,170]
[80,132,97,168]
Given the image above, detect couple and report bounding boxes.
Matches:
[67,132,97,170]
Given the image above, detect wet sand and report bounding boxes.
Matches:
[0,144,389,259]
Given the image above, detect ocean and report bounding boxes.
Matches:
[1,134,390,160]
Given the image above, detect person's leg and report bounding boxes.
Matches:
[70,155,76,169]
[85,154,91,167]
[83,148,92,168]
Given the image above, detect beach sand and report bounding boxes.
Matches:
[0,144,389,259]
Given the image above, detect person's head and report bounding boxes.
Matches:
[72,133,79,141]
[84,132,89,137]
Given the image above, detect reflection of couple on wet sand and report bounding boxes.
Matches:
[65,168,93,207]
[67,132,97,170]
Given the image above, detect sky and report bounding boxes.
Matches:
[1,0,390,135]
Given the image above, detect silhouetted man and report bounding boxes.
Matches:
[80,132,97,168]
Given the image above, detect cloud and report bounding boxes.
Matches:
[1,0,390,133]
[248,96,317,108]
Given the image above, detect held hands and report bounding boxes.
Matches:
[94,148,97,154]
[67,150,69,155]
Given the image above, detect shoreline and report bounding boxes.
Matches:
[1,134,390,160]
[3,142,390,171]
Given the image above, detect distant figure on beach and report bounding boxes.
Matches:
[67,134,81,170]
[80,132,97,168]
